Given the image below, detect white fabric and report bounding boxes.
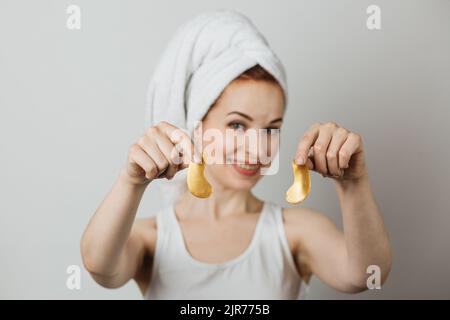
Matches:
[144,9,288,206]
[145,201,307,300]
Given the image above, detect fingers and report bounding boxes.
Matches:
[295,122,320,165]
[142,121,197,179]
[326,127,349,176]
[155,121,198,166]
[312,125,333,176]
[126,121,193,183]
[138,133,169,177]
[296,122,360,178]
[128,144,158,180]
[153,133,182,180]
[138,134,176,180]
[338,132,363,169]
[306,152,315,170]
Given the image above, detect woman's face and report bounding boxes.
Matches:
[198,79,285,191]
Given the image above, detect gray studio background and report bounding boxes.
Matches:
[1,0,449,299]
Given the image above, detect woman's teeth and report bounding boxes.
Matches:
[237,164,259,170]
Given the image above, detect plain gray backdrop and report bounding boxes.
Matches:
[1,0,449,299]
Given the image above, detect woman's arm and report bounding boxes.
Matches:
[290,122,392,293]
[334,170,392,289]
[80,170,149,288]
[80,121,193,288]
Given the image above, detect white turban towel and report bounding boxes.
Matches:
[144,9,288,206]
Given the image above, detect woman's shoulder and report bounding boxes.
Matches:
[282,205,324,219]
[135,216,157,230]
[133,204,174,254]
[134,204,172,234]
[281,205,336,234]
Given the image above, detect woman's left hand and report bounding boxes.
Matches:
[295,122,368,182]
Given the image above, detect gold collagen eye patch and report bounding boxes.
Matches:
[187,152,213,198]
[285,160,311,205]
[187,156,310,203]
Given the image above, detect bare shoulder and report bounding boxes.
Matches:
[132,216,158,256]
[282,206,340,254]
[283,206,336,234]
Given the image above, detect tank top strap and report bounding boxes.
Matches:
[153,207,170,270]
[261,202,303,281]
[155,205,174,242]
[153,205,189,272]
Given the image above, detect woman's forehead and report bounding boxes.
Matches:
[212,80,285,118]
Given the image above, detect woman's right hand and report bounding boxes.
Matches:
[122,121,196,186]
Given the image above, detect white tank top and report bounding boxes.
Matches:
[144,201,309,299]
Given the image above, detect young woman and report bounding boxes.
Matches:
[80,12,392,300]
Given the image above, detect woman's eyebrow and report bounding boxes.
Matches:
[269,117,283,124]
[227,111,283,123]
[227,111,253,121]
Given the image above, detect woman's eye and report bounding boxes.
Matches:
[229,122,246,131]
[264,127,281,135]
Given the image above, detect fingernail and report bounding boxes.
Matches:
[297,157,305,165]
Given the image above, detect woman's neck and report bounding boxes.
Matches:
[175,188,263,221]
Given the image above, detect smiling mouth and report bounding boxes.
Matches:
[232,163,260,176]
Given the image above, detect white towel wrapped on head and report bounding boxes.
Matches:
[144,9,288,206]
